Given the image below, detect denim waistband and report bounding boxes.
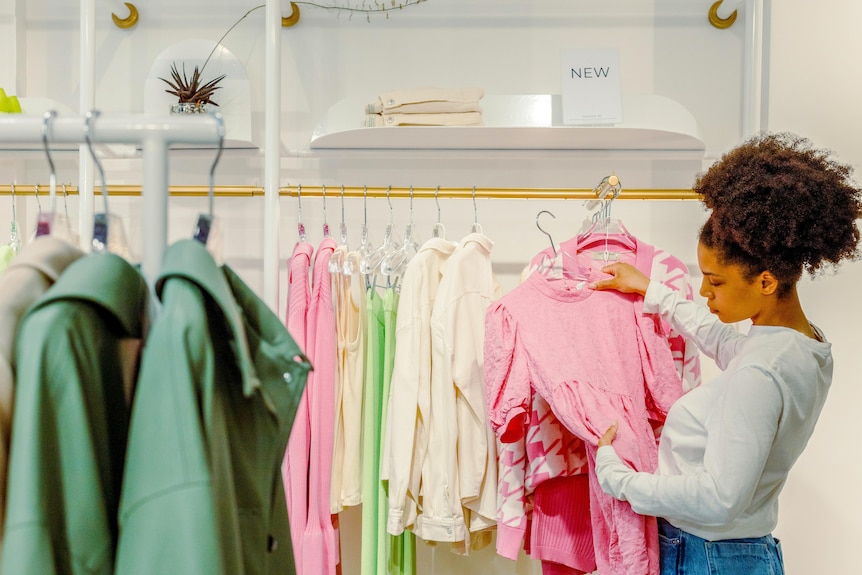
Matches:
[657,518,784,575]
[657,518,777,546]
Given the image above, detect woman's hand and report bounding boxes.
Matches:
[598,421,618,448]
[589,262,651,296]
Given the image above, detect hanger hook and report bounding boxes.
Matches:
[84,110,108,215]
[340,185,346,224]
[41,111,57,178]
[10,182,17,224]
[208,112,225,218]
[363,185,368,226]
[339,185,348,244]
[322,183,330,237]
[322,183,327,223]
[62,183,70,221]
[297,184,303,220]
[435,186,441,224]
[409,185,414,225]
[536,210,557,256]
[472,185,478,225]
[386,185,393,226]
[296,184,307,242]
[34,184,42,214]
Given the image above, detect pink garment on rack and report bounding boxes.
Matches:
[283,241,314,574]
[494,389,592,571]
[493,237,699,567]
[529,238,701,393]
[301,237,339,575]
[532,475,594,574]
[542,559,588,575]
[484,239,685,575]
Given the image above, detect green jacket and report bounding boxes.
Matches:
[114,240,310,575]
[1,253,147,575]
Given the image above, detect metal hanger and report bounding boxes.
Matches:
[85,109,130,257]
[61,183,80,247]
[85,110,110,252]
[321,183,331,238]
[535,209,560,276]
[36,111,58,237]
[34,183,42,216]
[296,184,307,243]
[471,185,482,233]
[431,185,446,239]
[536,210,557,256]
[62,183,70,224]
[193,111,225,254]
[8,183,20,254]
[339,185,348,246]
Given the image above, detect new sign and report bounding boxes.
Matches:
[560,48,622,125]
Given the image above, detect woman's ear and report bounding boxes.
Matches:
[759,271,779,296]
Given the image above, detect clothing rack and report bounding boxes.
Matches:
[0,113,222,286]
[0,185,700,200]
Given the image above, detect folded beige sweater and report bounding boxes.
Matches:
[364,112,483,127]
[366,87,485,114]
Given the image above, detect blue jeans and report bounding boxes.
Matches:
[658,518,784,575]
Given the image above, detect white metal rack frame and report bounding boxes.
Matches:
[66,0,762,311]
[0,113,222,285]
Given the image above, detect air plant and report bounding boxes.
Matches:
[160,63,226,107]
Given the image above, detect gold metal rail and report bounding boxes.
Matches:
[280,185,700,201]
[0,185,700,200]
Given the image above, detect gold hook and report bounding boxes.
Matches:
[708,0,737,30]
[112,2,139,30]
[282,2,301,28]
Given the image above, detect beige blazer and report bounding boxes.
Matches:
[0,237,83,555]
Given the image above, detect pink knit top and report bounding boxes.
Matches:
[283,241,314,572]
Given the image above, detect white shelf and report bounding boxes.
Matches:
[310,93,705,154]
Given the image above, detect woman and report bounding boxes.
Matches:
[590,132,862,575]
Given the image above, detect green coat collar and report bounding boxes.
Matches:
[156,240,312,399]
[30,252,146,338]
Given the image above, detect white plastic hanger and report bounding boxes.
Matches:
[576,174,635,262]
[351,185,373,279]
[328,185,349,275]
[360,185,399,289]
[381,185,420,283]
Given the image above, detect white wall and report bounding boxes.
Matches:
[1,1,860,573]
[763,2,862,573]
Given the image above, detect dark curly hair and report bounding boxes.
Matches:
[694,132,862,297]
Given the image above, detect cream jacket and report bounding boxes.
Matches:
[0,237,83,556]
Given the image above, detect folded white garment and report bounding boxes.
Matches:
[366,87,485,114]
[364,112,483,127]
